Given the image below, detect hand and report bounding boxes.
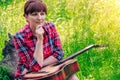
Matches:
[35,25,44,40]
[21,68,28,75]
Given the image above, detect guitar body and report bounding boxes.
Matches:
[22,59,79,80]
[22,44,107,80]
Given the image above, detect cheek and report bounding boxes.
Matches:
[40,15,46,19]
[27,18,36,23]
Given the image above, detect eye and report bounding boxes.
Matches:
[31,13,37,16]
[40,12,45,16]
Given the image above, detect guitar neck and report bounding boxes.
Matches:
[54,44,108,65]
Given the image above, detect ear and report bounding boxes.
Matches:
[24,14,28,18]
[24,14,29,22]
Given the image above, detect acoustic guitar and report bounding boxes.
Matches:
[22,44,108,80]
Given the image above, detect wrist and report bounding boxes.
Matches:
[37,40,43,43]
[37,35,43,41]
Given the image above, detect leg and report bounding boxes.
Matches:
[68,74,79,80]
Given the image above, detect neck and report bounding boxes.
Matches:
[29,25,36,35]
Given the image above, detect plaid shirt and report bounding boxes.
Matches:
[13,22,64,79]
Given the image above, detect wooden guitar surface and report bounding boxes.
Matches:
[23,59,79,80]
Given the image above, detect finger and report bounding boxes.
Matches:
[36,27,44,35]
[36,25,42,29]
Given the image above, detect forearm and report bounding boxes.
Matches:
[43,56,58,67]
[21,68,28,75]
[34,40,44,67]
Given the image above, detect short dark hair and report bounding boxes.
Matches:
[24,0,47,16]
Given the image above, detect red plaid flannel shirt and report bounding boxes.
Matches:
[13,22,64,79]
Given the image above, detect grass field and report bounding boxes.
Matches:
[0,0,120,80]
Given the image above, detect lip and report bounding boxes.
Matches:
[36,22,41,23]
[36,20,44,23]
[36,21,43,24]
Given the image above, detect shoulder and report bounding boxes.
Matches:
[45,22,55,28]
[14,24,29,41]
[14,32,24,41]
[45,22,57,31]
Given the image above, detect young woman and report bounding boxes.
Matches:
[13,0,78,80]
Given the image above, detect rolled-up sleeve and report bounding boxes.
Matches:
[50,23,64,60]
[13,35,29,78]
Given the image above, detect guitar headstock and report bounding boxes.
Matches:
[93,44,108,48]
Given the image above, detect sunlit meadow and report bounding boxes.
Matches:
[0,0,120,80]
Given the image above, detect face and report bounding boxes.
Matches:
[25,11,46,29]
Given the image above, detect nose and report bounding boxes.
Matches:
[38,14,46,20]
[37,14,41,20]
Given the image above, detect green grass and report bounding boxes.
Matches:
[0,0,120,80]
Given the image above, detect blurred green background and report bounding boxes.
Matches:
[0,0,120,80]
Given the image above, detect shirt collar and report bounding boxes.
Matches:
[24,22,48,39]
[24,23,35,39]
